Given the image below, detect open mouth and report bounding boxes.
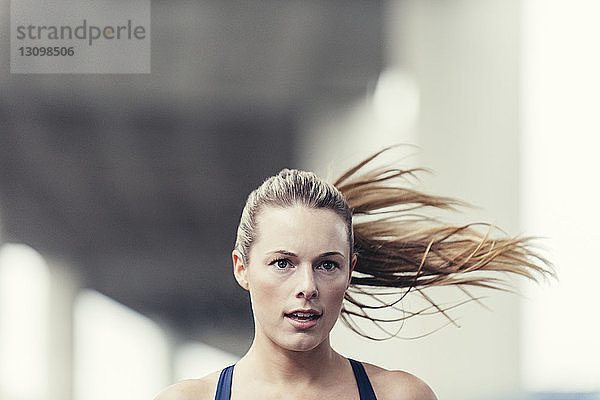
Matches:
[284,311,321,322]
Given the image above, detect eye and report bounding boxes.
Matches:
[272,259,290,269]
[318,260,338,271]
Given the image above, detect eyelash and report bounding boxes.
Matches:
[318,260,339,271]
[269,258,339,271]
[271,258,291,269]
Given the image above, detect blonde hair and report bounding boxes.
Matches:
[234,147,553,339]
[234,168,353,263]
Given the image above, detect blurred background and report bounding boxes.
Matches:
[1,1,599,399]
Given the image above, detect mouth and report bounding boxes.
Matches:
[284,309,322,328]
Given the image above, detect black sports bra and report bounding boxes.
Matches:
[214,358,377,400]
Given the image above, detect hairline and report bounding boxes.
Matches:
[242,202,354,264]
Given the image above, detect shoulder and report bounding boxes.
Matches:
[363,363,438,400]
[153,371,220,400]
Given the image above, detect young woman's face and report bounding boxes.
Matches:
[233,205,355,352]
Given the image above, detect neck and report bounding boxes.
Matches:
[238,334,345,384]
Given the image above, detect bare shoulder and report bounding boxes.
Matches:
[363,362,438,400]
[153,371,220,400]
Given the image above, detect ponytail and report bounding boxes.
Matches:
[335,147,553,339]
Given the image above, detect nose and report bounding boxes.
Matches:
[296,266,318,300]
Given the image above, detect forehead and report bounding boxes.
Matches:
[251,206,349,257]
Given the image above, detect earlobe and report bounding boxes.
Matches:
[232,250,249,290]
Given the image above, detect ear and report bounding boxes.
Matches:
[232,250,249,291]
[347,253,357,289]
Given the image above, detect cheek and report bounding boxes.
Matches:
[323,278,350,306]
[247,272,285,312]
[248,268,279,292]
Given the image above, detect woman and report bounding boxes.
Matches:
[156,148,550,400]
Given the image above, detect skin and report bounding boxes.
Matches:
[155,205,437,400]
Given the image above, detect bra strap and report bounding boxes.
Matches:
[215,361,377,400]
[214,365,234,400]
[349,359,378,400]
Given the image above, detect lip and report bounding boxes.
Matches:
[284,309,322,330]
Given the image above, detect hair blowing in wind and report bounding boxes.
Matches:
[334,147,553,340]
[234,146,553,340]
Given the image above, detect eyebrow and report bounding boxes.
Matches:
[268,250,344,258]
[318,251,345,258]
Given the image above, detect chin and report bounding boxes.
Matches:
[276,331,330,353]
[281,338,324,352]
